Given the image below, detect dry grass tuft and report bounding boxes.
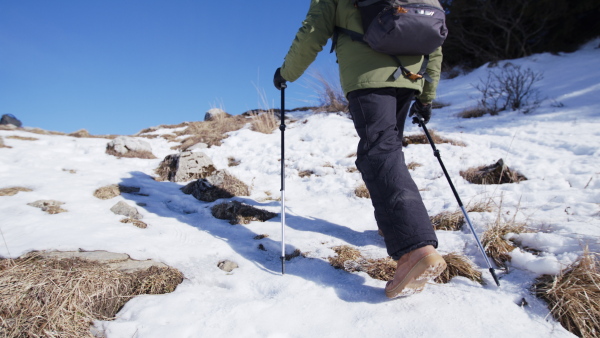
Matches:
[0,186,32,197]
[407,162,423,170]
[0,253,183,337]
[6,135,38,141]
[27,200,67,214]
[328,246,396,281]
[460,158,527,185]
[285,249,304,261]
[467,198,496,213]
[254,234,269,240]
[434,253,483,284]
[403,130,466,147]
[105,147,157,159]
[228,157,241,167]
[298,170,314,178]
[458,107,494,119]
[211,201,277,225]
[93,184,141,200]
[482,208,529,268]
[430,210,465,231]
[120,217,148,229]
[250,111,278,134]
[181,171,250,202]
[533,249,600,338]
[328,245,363,270]
[354,183,370,199]
[309,70,349,113]
[173,115,248,150]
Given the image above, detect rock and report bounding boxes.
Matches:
[1,114,22,127]
[110,201,142,219]
[204,108,230,121]
[27,200,67,214]
[211,200,277,225]
[106,136,156,159]
[180,169,249,202]
[37,250,169,273]
[155,151,216,182]
[217,260,239,272]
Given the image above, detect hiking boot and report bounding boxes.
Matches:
[384,245,446,298]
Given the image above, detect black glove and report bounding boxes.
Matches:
[409,99,432,124]
[273,68,287,90]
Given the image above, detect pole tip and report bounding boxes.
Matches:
[281,256,285,275]
[489,268,500,287]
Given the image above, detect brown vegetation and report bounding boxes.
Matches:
[354,183,370,199]
[211,201,277,225]
[403,130,466,147]
[482,209,529,268]
[6,135,38,141]
[533,249,600,338]
[120,218,148,229]
[250,111,279,134]
[171,115,248,151]
[93,184,141,200]
[460,159,527,185]
[0,253,183,337]
[434,253,483,284]
[0,187,32,197]
[430,210,464,231]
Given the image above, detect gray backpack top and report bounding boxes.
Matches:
[332,0,448,81]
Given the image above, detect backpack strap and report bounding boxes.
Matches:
[331,27,432,82]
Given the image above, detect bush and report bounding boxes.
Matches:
[474,64,543,115]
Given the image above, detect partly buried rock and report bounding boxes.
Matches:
[1,114,22,127]
[93,184,141,200]
[181,170,250,202]
[110,201,143,219]
[204,108,230,121]
[155,151,216,182]
[460,158,527,185]
[217,260,239,272]
[106,136,156,159]
[211,200,277,225]
[27,200,67,214]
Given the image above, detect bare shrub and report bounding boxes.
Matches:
[434,253,483,284]
[354,183,370,199]
[475,64,543,115]
[430,210,464,231]
[250,111,278,134]
[404,130,466,147]
[0,187,32,197]
[460,159,527,185]
[0,253,183,337]
[173,115,248,150]
[211,201,277,225]
[533,249,600,338]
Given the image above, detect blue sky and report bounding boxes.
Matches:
[0,1,338,135]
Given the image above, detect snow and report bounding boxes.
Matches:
[1,42,599,337]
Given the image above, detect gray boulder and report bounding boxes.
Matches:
[106,136,156,159]
[155,151,216,182]
[110,201,143,219]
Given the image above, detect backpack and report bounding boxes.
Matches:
[331,0,447,82]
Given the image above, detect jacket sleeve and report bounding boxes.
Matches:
[280,0,337,82]
[417,46,443,104]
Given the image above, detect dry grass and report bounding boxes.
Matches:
[328,246,396,281]
[211,201,277,225]
[27,200,67,214]
[228,157,241,167]
[460,159,527,185]
[407,162,423,170]
[172,115,248,150]
[120,218,148,229]
[482,208,529,268]
[181,171,250,202]
[458,107,495,118]
[0,253,183,337]
[434,253,483,284]
[0,186,32,197]
[354,183,370,199]
[6,135,38,141]
[467,198,496,213]
[309,70,349,113]
[298,170,314,178]
[533,248,600,338]
[93,184,141,200]
[105,147,157,159]
[250,111,278,134]
[403,130,466,147]
[430,210,465,231]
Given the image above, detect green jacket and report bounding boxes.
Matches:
[280,0,443,103]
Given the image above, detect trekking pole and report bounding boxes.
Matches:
[412,113,501,287]
[279,84,287,275]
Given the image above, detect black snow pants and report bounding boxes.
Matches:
[347,87,438,260]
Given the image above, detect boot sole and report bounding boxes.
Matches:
[385,253,447,299]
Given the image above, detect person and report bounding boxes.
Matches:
[274,0,447,298]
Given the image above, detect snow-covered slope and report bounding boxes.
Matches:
[1,41,598,337]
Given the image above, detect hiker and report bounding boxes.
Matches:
[274,0,447,298]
